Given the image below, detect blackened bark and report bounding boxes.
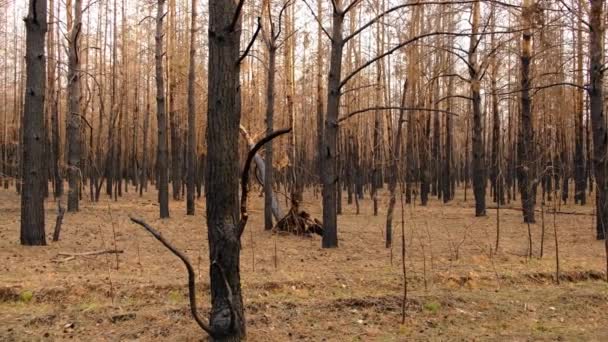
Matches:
[469,1,486,216]
[67,0,82,212]
[518,0,536,223]
[264,45,276,230]
[21,0,47,246]
[156,0,169,218]
[589,0,607,239]
[321,7,344,248]
[207,0,246,339]
[186,0,197,215]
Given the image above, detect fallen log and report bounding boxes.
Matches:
[487,206,594,217]
[57,249,124,257]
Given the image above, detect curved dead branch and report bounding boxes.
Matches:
[129,216,217,338]
[238,127,292,238]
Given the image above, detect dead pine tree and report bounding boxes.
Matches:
[589,0,608,240]
[66,0,82,212]
[518,0,537,224]
[21,0,48,246]
[186,0,197,215]
[155,0,169,218]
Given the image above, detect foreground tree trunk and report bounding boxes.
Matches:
[322,4,345,248]
[589,0,607,239]
[156,0,169,218]
[66,0,82,212]
[21,0,47,246]
[207,0,246,339]
[186,0,197,215]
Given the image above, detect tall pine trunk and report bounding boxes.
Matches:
[589,0,607,239]
[21,0,47,245]
[206,0,246,339]
[156,0,169,218]
[186,0,197,215]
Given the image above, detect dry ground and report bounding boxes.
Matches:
[1,185,608,341]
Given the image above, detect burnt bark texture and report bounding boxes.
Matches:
[589,0,607,239]
[469,0,486,217]
[66,0,82,212]
[186,0,197,215]
[206,0,246,339]
[21,0,48,246]
[156,0,169,218]
[518,0,536,223]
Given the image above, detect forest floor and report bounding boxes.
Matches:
[1,185,608,341]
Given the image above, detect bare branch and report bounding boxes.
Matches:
[301,0,333,42]
[239,127,292,238]
[230,0,247,32]
[129,217,217,338]
[238,17,262,65]
[339,106,458,124]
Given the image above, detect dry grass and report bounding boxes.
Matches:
[1,185,608,341]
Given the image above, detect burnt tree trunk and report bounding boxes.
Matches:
[186,0,197,215]
[66,0,82,212]
[206,0,246,339]
[264,41,277,230]
[469,0,486,216]
[21,0,47,246]
[589,0,607,239]
[156,0,169,218]
[518,0,536,223]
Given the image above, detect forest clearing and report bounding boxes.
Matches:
[4,0,608,340]
[2,188,608,341]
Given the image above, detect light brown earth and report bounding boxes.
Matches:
[1,186,608,341]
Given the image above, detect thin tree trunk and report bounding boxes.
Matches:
[518,0,536,223]
[469,0,486,217]
[156,0,169,218]
[186,0,197,215]
[66,0,82,212]
[589,0,607,239]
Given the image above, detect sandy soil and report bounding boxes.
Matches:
[1,185,608,341]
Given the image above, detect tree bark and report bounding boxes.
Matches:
[589,0,607,239]
[322,4,345,248]
[156,0,169,218]
[21,0,47,246]
[207,0,246,339]
[186,0,197,215]
[518,0,536,223]
[469,0,486,217]
[66,0,82,212]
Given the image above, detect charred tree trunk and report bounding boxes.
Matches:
[206,0,246,339]
[66,0,82,212]
[156,0,169,218]
[574,0,586,205]
[589,0,607,239]
[186,0,197,215]
[21,0,47,246]
[264,42,276,230]
[518,0,536,223]
[321,5,345,248]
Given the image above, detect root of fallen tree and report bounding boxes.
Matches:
[275,200,323,236]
